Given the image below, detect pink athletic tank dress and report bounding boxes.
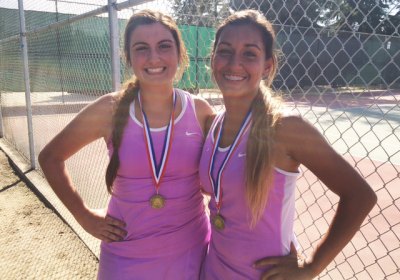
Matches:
[98,89,210,280]
[199,113,299,279]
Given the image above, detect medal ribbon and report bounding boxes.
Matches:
[138,90,176,191]
[208,110,252,210]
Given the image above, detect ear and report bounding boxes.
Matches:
[262,58,273,80]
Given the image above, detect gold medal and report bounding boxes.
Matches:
[150,194,165,209]
[212,214,225,230]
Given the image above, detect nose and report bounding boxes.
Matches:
[148,48,161,63]
[227,53,242,69]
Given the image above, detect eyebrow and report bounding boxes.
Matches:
[131,39,174,48]
[218,42,262,51]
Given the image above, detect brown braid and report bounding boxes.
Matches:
[105,79,139,193]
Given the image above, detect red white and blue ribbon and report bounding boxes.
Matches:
[208,110,252,210]
[138,90,176,190]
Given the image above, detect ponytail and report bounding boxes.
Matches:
[246,85,281,227]
[105,78,139,193]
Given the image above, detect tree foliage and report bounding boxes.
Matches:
[170,0,399,34]
[171,0,230,26]
[230,0,322,28]
[319,0,398,35]
[229,0,399,35]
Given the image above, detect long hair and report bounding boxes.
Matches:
[105,10,189,193]
[213,10,281,227]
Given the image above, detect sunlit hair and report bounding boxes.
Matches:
[212,10,282,227]
[105,10,189,192]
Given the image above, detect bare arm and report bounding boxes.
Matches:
[193,95,216,136]
[38,93,127,242]
[193,96,216,195]
[256,115,377,279]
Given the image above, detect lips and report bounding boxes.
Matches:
[223,74,246,81]
[145,67,165,74]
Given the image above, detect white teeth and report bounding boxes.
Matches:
[147,67,164,74]
[224,74,245,81]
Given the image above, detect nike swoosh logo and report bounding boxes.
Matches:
[238,153,246,158]
[185,131,197,136]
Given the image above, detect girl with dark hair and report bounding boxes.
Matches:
[39,10,213,279]
[199,10,376,279]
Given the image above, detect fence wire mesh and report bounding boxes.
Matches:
[0,0,399,279]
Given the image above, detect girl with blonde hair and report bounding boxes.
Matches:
[199,9,376,279]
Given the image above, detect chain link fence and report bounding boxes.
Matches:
[0,0,399,279]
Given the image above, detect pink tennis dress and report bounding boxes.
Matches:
[199,113,299,279]
[99,89,210,279]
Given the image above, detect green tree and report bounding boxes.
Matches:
[381,7,400,36]
[171,0,230,26]
[230,0,323,28]
[229,0,399,35]
[319,0,394,34]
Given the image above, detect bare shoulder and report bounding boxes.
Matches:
[275,113,358,189]
[276,114,374,204]
[275,114,333,161]
[85,91,119,116]
[38,92,120,161]
[192,94,214,115]
[76,91,122,126]
[52,92,119,147]
[275,114,317,142]
[192,94,215,135]
[277,113,312,129]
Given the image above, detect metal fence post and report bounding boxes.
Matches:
[108,0,121,92]
[0,48,2,137]
[18,0,36,168]
[0,98,3,138]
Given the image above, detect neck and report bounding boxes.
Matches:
[223,95,254,126]
[139,84,174,107]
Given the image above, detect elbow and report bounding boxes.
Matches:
[341,184,377,217]
[366,188,378,212]
[38,148,48,170]
[351,186,377,215]
[38,146,55,171]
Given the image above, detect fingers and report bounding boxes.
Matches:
[104,215,127,241]
[254,257,280,268]
[290,242,297,256]
[83,211,127,242]
[106,224,127,240]
[257,244,305,280]
[105,215,126,228]
[259,264,297,280]
[100,231,126,243]
[254,247,298,268]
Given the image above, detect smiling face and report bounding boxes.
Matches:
[128,22,179,90]
[211,24,272,100]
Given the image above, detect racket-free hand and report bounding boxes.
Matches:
[79,208,127,243]
[254,243,314,280]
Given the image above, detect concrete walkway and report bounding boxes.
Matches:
[0,148,98,280]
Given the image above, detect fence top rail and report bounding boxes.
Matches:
[0,5,108,46]
[115,0,154,11]
[0,0,156,45]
